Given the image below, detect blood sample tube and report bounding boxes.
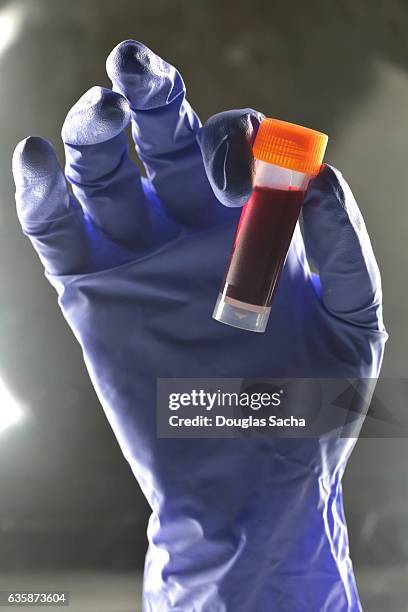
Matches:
[213,118,328,333]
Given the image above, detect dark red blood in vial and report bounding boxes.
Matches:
[224,186,305,307]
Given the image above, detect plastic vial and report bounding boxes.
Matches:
[213,118,328,333]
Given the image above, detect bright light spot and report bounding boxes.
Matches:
[0,379,23,433]
[0,3,23,57]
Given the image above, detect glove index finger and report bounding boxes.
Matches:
[198,109,264,208]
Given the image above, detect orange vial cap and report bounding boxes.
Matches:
[253,117,328,176]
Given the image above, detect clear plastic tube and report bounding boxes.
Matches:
[213,160,311,333]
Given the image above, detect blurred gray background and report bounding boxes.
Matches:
[0,0,407,610]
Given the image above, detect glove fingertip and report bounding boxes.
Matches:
[308,163,346,195]
[61,86,131,146]
[106,39,182,110]
[13,136,57,180]
[199,109,263,208]
[13,136,69,228]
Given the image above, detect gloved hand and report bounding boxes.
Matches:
[13,40,387,612]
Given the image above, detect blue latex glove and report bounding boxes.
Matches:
[13,40,387,611]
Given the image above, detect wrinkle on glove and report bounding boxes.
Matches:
[13,39,387,612]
